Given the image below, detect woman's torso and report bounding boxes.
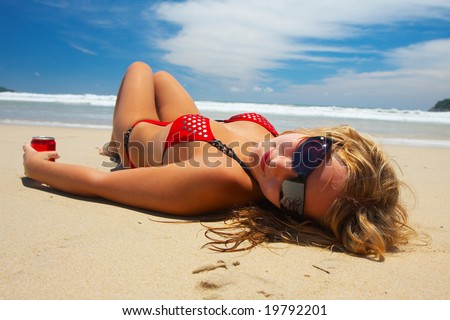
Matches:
[125,113,277,208]
[128,114,277,168]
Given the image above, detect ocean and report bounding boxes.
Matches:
[1,92,450,148]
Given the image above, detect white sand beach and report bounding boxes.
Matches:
[0,124,449,300]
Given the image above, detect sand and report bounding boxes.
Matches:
[0,124,449,300]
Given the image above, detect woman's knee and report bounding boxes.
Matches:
[126,61,153,75]
[153,70,173,85]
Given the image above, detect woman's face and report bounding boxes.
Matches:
[249,133,347,222]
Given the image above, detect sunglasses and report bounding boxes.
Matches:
[279,136,333,218]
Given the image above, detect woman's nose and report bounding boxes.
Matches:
[268,156,297,180]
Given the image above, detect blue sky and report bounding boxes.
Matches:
[1,0,450,109]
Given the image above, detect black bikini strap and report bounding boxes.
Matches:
[209,139,254,178]
[124,125,134,152]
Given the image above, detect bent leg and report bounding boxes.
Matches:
[107,62,160,166]
[112,62,159,138]
[154,71,200,121]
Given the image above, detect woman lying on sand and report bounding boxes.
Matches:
[23,61,415,260]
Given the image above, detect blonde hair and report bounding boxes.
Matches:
[204,125,415,261]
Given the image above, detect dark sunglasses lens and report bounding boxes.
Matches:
[292,136,332,176]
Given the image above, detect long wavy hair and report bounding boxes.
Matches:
[204,125,416,261]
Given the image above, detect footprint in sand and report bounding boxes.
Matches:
[192,260,240,274]
[192,260,240,297]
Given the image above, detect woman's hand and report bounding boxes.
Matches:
[22,144,60,177]
[22,144,100,197]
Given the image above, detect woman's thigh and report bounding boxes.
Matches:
[154,71,200,121]
[113,62,159,139]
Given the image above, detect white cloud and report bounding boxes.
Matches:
[151,0,450,108]
[282,39,450,108]
[35,0,70,9]
[230,86,244,92]
[154,0,450,82]
[38,1,139,29]
[69,44,97,56]
[386,39,450,71]
[253,86,274,93]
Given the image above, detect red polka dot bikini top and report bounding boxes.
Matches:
[165,112,278,151]
[125,112,278,170]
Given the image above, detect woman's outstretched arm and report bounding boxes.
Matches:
[23,144,252,215]
[23,144,104,197]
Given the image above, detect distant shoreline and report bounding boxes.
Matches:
[429,99,450,112]
[0,86,15,93]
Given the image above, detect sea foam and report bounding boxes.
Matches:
[1,92,448,124]
[1,92,450,147]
